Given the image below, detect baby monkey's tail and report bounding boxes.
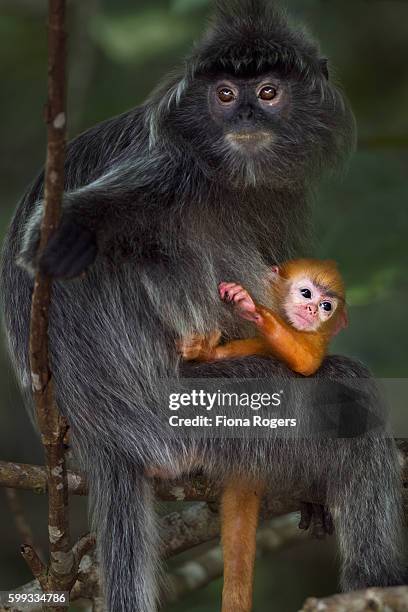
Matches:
[221,479,264,612]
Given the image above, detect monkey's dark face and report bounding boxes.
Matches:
[209,74,287,155]
[196,70,310,187]
[173,66,354,189]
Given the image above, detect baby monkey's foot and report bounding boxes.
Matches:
[178,330,221,361]
[145,466,175,479]
[178,334,207,361]
[219,282,261,323]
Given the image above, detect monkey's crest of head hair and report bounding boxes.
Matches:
[191,0,321,79]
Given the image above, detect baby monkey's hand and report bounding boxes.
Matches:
[219,282,262,324]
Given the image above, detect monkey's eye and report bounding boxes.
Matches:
[320,302,332,312]
[217,87,236,104]
[258,85,278,101]
[300,288,312,299]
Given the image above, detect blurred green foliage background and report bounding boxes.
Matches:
[0,0,407,610]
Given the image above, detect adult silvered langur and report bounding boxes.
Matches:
[1,1,404,610]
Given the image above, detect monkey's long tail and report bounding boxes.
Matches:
[329,436,405,592]
[86,450,159,612]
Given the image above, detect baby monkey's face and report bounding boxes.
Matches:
[284,276,339,332]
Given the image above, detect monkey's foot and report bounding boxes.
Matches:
[178,330,221,361]
[145,465,182,480]
[299,502,334,539]
[178,334,206,360]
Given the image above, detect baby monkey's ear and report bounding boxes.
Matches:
[331,306,349,337]
[267,265,280,280]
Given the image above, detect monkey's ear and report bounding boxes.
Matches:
[266,265,280,282]
[332,306,349,337]
[319,58,329,80]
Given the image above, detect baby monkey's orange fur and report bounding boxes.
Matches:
[182,258,347,376]
[181,258,347,612]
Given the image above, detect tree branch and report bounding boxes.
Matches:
[16,1,91,607]
[20,545,47,590]
[301,586,408,611]
[0,460,318,515]
[0,460,86,495]
[1,451,407,515]
[27,1,69,602]
[161,502,220,557]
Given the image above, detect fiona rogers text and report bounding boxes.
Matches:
[168,415,297,429]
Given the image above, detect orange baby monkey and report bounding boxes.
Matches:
[181,258,348,612]
[183,258,348,376]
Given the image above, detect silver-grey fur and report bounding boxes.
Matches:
[0,1,405,610]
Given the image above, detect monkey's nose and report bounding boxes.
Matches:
[306,304,318,315]
[238,105,254,121]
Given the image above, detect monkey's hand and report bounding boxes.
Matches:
[178,330,222,361]
[18,207,98,280]
[219,282,262,324]
[40,218,97,279]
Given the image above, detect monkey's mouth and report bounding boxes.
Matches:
[291,312,316,331]
[226,131,273,150]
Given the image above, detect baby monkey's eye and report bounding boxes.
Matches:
[258,85,278,101]
[217,87,236,103]
[300,288,312,299]
[320,302,332,312]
